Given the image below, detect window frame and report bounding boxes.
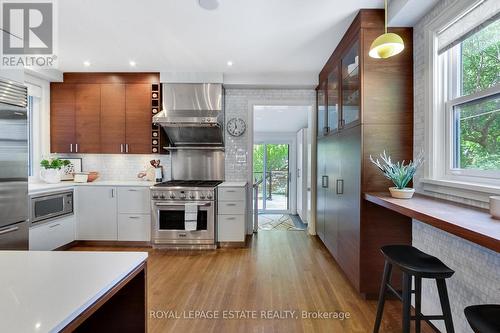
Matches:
[420,0,500,201]
[443,37,500,182]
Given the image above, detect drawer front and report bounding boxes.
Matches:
[217,215,245,242]
[218,200,246,215]
[117,214,151,241]
[29,215,75,250]
[117,187,150,214]
[218,187,245,202]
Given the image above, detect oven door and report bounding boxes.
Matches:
[152,201,214,245]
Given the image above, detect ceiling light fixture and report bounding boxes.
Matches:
[129,60,136,67]
[199,0,219,10]
[227,60,233,67]
[83,61,91,67]
[369,0,404,59]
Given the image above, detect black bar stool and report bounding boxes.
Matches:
[464,304,500,333]
[373,245,455,333]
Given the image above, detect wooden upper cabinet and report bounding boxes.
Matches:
[125,84,151,154]
[50,73,158,154]
[75,84,101,153]
[100,84,126,153]
[50,83,76,153]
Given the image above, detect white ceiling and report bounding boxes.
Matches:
[57,0,384,77]
[254,105,309,133]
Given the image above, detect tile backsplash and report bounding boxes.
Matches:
[57,154,171,181]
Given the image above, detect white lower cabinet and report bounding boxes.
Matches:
[218,215,245,242]
[118,214,150,241]
[29,214,75,250]
[76,186,151,242]
[217,183,247,243]
[76,186,118,240]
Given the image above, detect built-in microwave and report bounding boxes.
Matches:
[30,190,74,225]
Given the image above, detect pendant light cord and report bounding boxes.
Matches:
[384,0,387,34]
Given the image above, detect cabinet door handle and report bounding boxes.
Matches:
[49,223,61,228]
[75,144,79,153]
[125,144,129,153]
[336,179,344,195]
[70,144,73,153]
[128,189,138,192]
[120,144,124,153]
[226,217,236,220]
[226,203,237,206]
[322,176,328,188]
[111,189,115,198]
[128,216,140,219]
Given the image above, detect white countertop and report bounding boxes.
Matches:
[29,180,156,195]
[0,251,147,333]
[218,181,247,187]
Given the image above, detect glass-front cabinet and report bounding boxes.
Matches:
[327,64,340,133]
[341,41,360,128]
[317,80,327,137]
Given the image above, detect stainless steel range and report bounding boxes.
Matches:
[151,83,225,250]
[151,180,222,249]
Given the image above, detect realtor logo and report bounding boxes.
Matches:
[1,0,57,68]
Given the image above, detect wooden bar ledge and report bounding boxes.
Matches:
[364,192,500,253]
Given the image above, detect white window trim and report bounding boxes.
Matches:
[421,0,499,203]
[24,73,51,182]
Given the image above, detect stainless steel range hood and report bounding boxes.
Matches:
[153,83,224,148]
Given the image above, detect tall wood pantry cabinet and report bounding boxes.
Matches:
[316,9,414,297]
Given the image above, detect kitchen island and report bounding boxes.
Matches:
[0,251,147,333]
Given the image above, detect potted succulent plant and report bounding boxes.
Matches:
[370,151,424,199]
[40,157,71,184]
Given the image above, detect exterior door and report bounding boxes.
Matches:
[253,143,290,213]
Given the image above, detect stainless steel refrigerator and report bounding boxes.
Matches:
[0,78,29,250]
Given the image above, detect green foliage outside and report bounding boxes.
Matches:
[253,144,289,195]
[458,19,500,170]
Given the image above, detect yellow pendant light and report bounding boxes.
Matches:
[369,0,405,59]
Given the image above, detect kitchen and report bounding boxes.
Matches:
[1,0,500,332]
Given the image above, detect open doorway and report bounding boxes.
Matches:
[251,105,312,232]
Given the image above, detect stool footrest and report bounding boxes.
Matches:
[386,283,403,302]
[411,315,445,320]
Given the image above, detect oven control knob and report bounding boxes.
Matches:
[169,193,176,199]
[189,193,195,199]
[206,193,213,199]
[180,193,186,199]
[199,193,206,199]
[160,193,166,199]
[152,193,159,199]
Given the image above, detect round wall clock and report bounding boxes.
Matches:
[227,118,246,137]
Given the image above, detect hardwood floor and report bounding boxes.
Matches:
[70,232,433,333]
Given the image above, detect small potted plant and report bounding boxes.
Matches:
[40,157,71,184]
[370,151,423,199]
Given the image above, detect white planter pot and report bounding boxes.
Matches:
[389,187,415,199]
[40,168,62,184]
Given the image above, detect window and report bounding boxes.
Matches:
[27,95,34,176]
[441,16,500,181]
[25,79,43,180]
